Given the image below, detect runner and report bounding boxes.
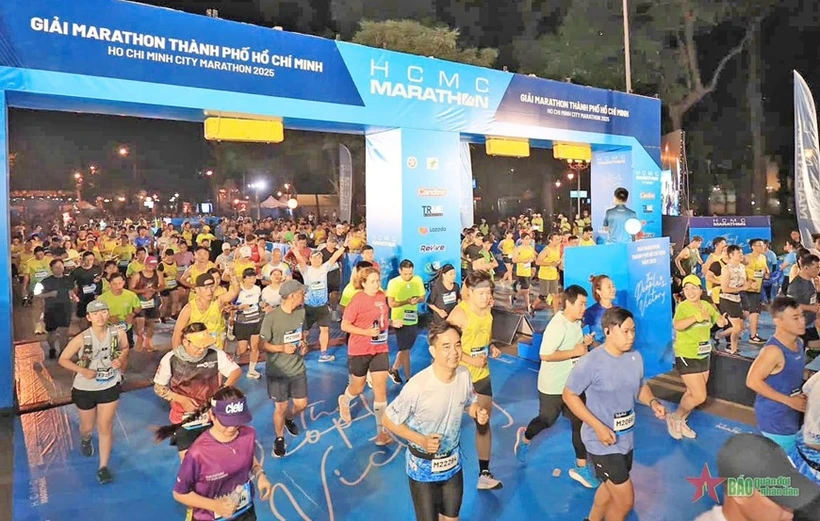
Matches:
[125,247,147,278]
[58,299,129,484]
[181,246,216,302]
[514,285,596,488]
[427,264,460,326]
[319,234,344,321]
[674,236,704,277]
[746,296,807,453]
[71,251,103,331]
[447,270,502,490]
[786,252,820,351]
[97,272,140,355]
[157,248,181,321]
[153,322,241,460]
[563,307,667,521]
[583,274,616,347]
[23,245,51,334]
[261,267,284,310]
[743,239,769,344]
[383,321,489,521]
[233,267,263,379]
[337,267,399,446]
[510,233,537,314]
[173,273,239,351]
[172,386,273,521]
[39,258,79,358]
[787,368,820,485]
[386,259,427,384]
[535,233,562,314]
[129,256,165,352]
[666,275,728,440]
[719,245,748,354]
[259,279,308,457]
[261,247,291,284]
[499,230,515,285]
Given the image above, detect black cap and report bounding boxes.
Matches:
[195,273,215,287]
[717,434,820,512]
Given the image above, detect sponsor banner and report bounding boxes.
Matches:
[794,71,820,246]
[365,130,403,286]
[690,216,772,254]
[418,226,447,235]
[339,144,353,223]
[459,141,474,228]
[689,216,771,229]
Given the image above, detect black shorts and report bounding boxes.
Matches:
[159,287,178,297]
[348,352,390,378]
[473,376,493,397]
[408,470,464,521]
[44,304,72,331]
[719,298,744,319]
[126,327,134,349]
[588,450,634,485]
[501,255,512,264]
[675,356,710,375]
[267,373,308,403]
[516,276,531,290]
[234,321,261,341]
[172,424,209,452]
[305,305,331,329]
[76,296,97,318]
[801,326,820,346]
[72,384,121,411]
[741,292,762,314]
[396,324,418,351]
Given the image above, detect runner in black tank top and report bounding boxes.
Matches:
[129,256,165,352]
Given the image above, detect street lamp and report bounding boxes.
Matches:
[73,172,84,203]
[117,145,138,183]
[248,180,267,220]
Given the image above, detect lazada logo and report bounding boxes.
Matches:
[418,188,448,197]
[419,227,447,236]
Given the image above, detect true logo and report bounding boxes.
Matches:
[422,205,444,217]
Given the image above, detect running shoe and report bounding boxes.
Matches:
[81,436,95,457]
[97,467,113,484]
[513,426,529,463]
[749,335,765,344]
[477,470,503,490]
[666,415,682,440]
[246,370,261,380]
[226,324,235,341]
[285,419,299,436]
[375,432,394,446]
[318,354,335,363]
[679,419,697,439]
[272,437,286,458]
[568,465,597,489]
[338,395,352,424]
[388,369,403,385]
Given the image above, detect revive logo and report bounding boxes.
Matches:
[420,244,446,253]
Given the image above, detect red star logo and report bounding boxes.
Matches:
[686,463,725,503]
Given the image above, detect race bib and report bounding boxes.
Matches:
[431,452,459,473]
[34,270,48,280]
[403,309,418,323]
[613,409,635,434]
[245,304,259,314]
[140,299,155,309]
[310,281,326,291]
[118,260,129,268]
[165,279,177,289]
[521,262,531,270]
[470,345,489,358]
[214,482,252,521]
[82,284,97,295]
[283,328,302,344]
[372,330,388,345]
[571,357,580,368]
[754,270,765,279]
[697,341,712,356]
[442,292,457,305]
[114,322,127,331]
[95,367,115,382]
[181,411,211,431]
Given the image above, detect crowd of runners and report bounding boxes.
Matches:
[9,212,820,521]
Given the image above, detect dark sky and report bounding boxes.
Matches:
[8,1,820,203]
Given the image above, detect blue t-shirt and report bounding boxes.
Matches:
[583,303,608,344]
[603,204,638,244]
[784,251,798,269]
[566,345,645,455]
[764,250,778,273]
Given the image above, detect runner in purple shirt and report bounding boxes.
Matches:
[173,387,272,521]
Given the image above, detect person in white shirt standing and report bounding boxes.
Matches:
[233,267,263,379]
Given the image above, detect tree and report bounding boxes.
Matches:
[514,0,771,130]
[352,20,498,68]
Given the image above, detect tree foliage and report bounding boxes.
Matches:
[352,20,498,68]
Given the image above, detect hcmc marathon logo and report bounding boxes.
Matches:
[420,244,446,253]
[418,188,448,197]
[419,226,447,236]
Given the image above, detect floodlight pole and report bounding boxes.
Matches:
[623,0,632,93]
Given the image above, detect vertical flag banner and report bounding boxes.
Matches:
[794,71,820,246]
[459,141,475,229]
[339,143,353,223]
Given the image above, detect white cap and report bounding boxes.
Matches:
[239,246,252,258]
[222,243,232,251]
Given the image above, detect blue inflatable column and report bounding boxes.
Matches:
[365,129,463,284]
[0,92,13,410]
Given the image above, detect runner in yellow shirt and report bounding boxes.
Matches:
[742,239,769,344]
[499,231,516,285]
[511,233,537,314]
[536,233,563,313]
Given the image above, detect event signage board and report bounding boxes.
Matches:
[689,216,772,254]
[564,238,673,380]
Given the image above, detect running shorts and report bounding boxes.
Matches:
[72,384,121,411]
[396,324,418,351]
[234,321,262,342]
[408,470,463,521]
[588,450,634,485]
[348,352,390,378]
[267,373,308,403]
[473,376,493,397]
[675,356,710,375]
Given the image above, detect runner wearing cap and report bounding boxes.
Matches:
[695,433,820,521]
[173,273,240,351]
[153,322,241,460]
[386,260,427,384]
[515,285,597,488]
[233,267,263,379]
[180,246,216,301]
[172,386,273,521]
[667,275,729,440]
[338,267,400,446]
[58,299,130,484]
[447,270,503,490]
[383,321,489,521]
[746,296,807,453]
[129,256,165,352]
[259,279,309,458]
[215,242,234,272]
[563,307,667,521]
[290,239,347,363]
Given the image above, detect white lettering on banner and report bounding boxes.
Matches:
[369,61,490,108]
[633,270,667,315]
[27,16,324,81]
[519,93,631,122]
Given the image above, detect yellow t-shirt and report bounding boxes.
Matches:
[538,246,561,281]
[113,245,136,266]
[196,233,216,246]
[26,258,52,284]
[385,275,426,325]
[745,254,768,294]
[499,239,515,256]
[457,301,492,383]
[190,299,226,349]
[514,246,537,277]
[126,260,145,278]
[340,283,360,307]
[98,289,141,329]
[580,238,595,247]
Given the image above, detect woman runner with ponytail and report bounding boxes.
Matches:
[153,322,241,460]
[170,386,272,521]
